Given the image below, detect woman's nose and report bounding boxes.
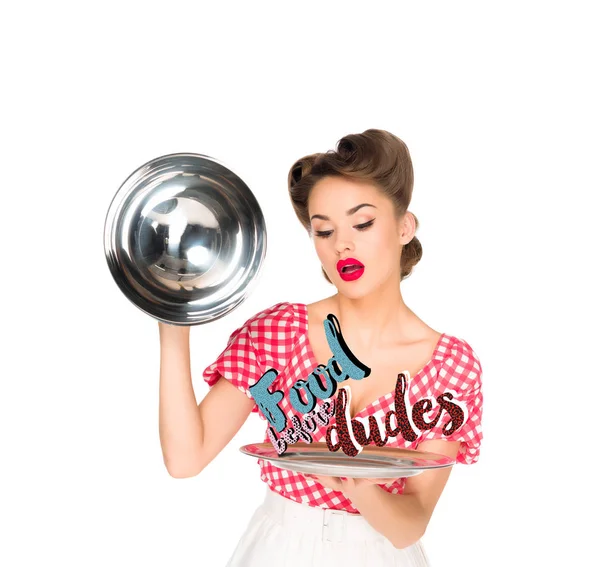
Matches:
[334,233,354,254]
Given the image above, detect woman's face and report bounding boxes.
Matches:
[307,176,413,297]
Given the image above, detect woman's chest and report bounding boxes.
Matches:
[307,326,440,421]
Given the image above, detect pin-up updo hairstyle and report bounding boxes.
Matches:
[287,128,422,283]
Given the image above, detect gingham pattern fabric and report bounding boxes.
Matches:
[203,302,483,513]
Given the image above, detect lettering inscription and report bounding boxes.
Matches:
[251,314,370,454]
[249,314,469,457]
[326,373,468,456]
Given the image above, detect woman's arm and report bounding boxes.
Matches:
[307,439,460,549]
[345,439,460,549]
[158,322,255,478]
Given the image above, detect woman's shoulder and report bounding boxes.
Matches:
[434,332,483,389]
[229,301,308,366]
[238,301,306,340]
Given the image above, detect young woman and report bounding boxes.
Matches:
[158,129,484,566]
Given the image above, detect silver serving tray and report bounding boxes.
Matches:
[240,442,455,479]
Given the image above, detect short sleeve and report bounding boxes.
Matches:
[419,337,484,464]
[202,322,264,415]
[201,302,296,418]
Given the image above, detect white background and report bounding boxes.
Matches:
[1,1,598,566]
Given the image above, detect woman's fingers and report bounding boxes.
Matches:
[302,473,393,483]
[303,474,344,490]
[302,474,396,490]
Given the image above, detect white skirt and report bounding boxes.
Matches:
[225,486,430,567]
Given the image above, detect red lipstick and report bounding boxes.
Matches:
[336,257,365,282]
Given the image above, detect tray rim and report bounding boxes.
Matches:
[239,441,455,477]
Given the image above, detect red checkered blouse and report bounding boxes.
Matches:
[202,301,483,513]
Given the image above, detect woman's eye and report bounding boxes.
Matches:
[314,220,374,238]
[355,219,375,231]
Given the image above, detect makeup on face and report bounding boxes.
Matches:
[310,202,377,223]
[336,257,365,281]
[310,187,379,283]
[311,203,376,237]
[310,211,373,283]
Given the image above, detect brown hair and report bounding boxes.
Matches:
[287,128,422,283]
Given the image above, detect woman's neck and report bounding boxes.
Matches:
[329,284,414,350]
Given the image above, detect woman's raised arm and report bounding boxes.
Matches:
[157,321,255,478]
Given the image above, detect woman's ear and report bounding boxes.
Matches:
[398,211,417,245]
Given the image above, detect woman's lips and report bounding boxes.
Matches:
[336,258,365,282]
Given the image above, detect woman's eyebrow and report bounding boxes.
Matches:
[310,203,376,222]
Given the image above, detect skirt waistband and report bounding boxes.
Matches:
[262,487,387,544]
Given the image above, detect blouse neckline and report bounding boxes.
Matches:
[296,302,447,419]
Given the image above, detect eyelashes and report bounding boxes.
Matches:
[314,219,375,239]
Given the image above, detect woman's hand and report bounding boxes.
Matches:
[302,473,393,497]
